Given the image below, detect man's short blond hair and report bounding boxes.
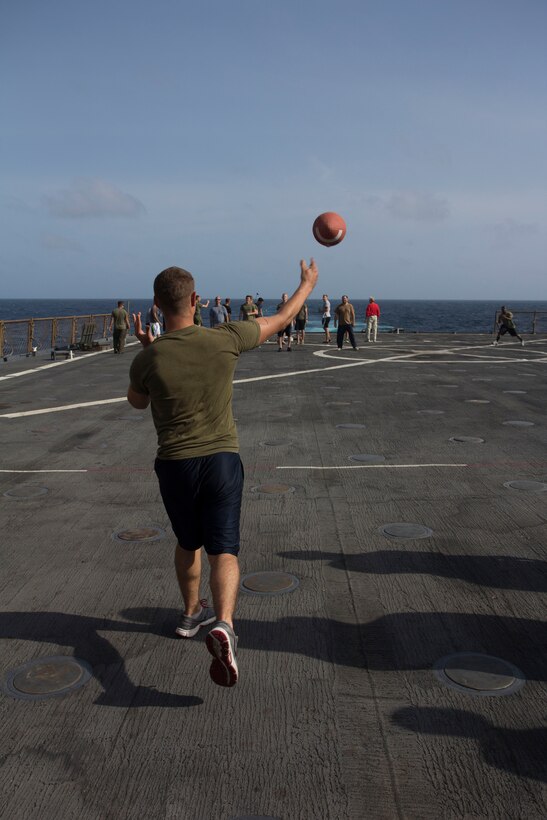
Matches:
[154,267,194,313]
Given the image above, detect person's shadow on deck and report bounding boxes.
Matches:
[0,610,202,708]
[278,549,547,593]
[391,706,547,783]
[121,607,546,683]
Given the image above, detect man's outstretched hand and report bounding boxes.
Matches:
[132,313,154,347]
[300,258,319,290]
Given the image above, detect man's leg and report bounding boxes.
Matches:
[373,316,378,342]
[208,553,240,628]
[367,317,371,342]
[175,544,202,615]
[347,325,357,349]
[336,325,344,349]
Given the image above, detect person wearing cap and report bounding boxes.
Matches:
[365,297,381,343]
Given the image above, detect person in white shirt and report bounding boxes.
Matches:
[321,294,331,344]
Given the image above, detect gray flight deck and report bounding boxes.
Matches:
[0,332,546,820]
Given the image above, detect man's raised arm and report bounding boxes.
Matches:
[256,259,318,345]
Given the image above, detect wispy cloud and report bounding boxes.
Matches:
[43,178,145,218]
[41,233,83,252]
[488,218,540,249]
[386,191,450,222]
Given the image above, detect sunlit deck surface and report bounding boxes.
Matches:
[1,332,546,820]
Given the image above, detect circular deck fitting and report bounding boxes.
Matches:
[433,653,525,697]
[266,412,293,419]
[322,386,341,390]
[251,484,296,495]
[379,523,433,540]
[4,656,92,701]
[241,571,299,596]
[325,401,352,406]
[472,378,492,382]
[449,436,485,444]
[503,390,527,394]
[113,526,166,543]
[116,415,144,421]
[503,480,547,492]
[259,439,292,447]
[349,454,386,464]
[417,409,444,415]
[336,423,367,429]
[465,399,490,404]
[395,391,418,396]
[0,403,12,409]
[503,420,535,427]
[440,384,459,388]
[3,485,48,500]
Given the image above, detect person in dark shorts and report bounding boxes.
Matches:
[128,259,318,687]
[493,306,524,346]
[295,302,308,345]
[321,294,331,343]
[109,301,130,353]
[276,292,293,352]
[223,298,232,319]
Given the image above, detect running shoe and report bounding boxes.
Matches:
[206,621,239,687]
[521,340,525,347]
[175,599,216,638]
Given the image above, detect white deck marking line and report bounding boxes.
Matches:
[2,339,545,419]
[0,469,88,473]
[0,360,375,418]
[0,341,139,382]
[0,397,126,418]
[277,463,468,470]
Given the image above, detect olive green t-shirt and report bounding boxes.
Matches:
[240,302,257,320]
[111,308,128,330]
[129,321,261,459]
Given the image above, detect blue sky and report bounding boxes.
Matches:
[2,0,546,298]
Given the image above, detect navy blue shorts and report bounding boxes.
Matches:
[154,453,244,556]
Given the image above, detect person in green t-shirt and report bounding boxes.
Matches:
[108,301,130,353]
[239,295,258,321]
[193,295,209,326]
[128,259,318,687]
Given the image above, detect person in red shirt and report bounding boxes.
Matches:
[366,297,381,343]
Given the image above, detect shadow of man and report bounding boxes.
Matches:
[0,610,202,708]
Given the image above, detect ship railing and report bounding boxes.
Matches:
[0,314,111,360]
[492,310,547,335]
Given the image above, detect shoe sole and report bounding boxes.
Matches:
[175,614,216,639]
[206,627,238,687]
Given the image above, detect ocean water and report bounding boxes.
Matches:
[2,298,547,334]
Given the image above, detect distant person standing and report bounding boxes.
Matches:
[209,296,229,328]
[276,293,293,352]
[334,295,358,351]
[256,297,265,318]
[146,303,162,338]
[239,295,258,321]
[109,300,130,354]
[223,298,232,320]
[366,297,381,343]
[295,302,308,345]
[493,306,524,346]
[321,294,331,344]
[194,296,209,326]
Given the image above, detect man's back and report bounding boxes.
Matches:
[130,322,259,459]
